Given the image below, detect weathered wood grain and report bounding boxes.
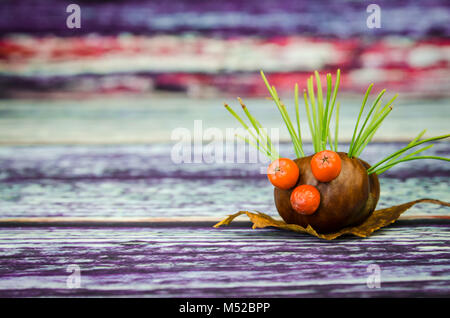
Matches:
[0,143,449,219]
[0,223,449,297]
[1,98,449,144]
[0,142,448,297]
[0,215,448,227]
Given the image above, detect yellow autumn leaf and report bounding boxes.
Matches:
[214,199,450,240]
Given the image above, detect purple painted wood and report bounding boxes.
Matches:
[0,143,449,219]
[0,143,449,297]
[0,222,449,297]
[1,0,448,38]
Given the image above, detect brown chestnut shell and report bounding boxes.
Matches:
[274,152,380,234]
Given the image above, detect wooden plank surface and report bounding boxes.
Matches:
[0,143,449,219]
[0,215,448,227]
[1,98,449,145]
[0,142,449,297]
[0,222,449,297]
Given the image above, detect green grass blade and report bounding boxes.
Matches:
[237,97,279,158]
[370,156,450,175]
[260,71,303,157]
[367,134,450,173]
[294,83,304,156]
[238,97,260,136]
[224,103,272,158]
[327,126,334,151]
[303,90,316,152]
[329,69,340,108]
[375,144,434,174]
[224,103,258,141]
[272,85,304,157]
[334,102,340,152]
[348,83,373,157]
[307,77,321,151]
[353,106,392,157]
[328,69,340,127]
[325,73,332,116]
[251,116,280,159]
[351,89,386,155]
[315,71,325,149]
[402,144,434,159]
[382,129,427,167]
[353,89,398,158]
[235,133,276,161]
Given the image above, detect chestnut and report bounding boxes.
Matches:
[274,152,380,233]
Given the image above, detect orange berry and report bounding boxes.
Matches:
[310,150,342,182]
[267,158,299,190]
[290,185,321,215]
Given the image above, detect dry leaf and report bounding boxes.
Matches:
[213,199,450,240]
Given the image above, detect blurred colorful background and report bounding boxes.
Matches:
[1,0,449,99]
[0,0,449,206]
[0,0,449,145]
[0,0,450,298]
